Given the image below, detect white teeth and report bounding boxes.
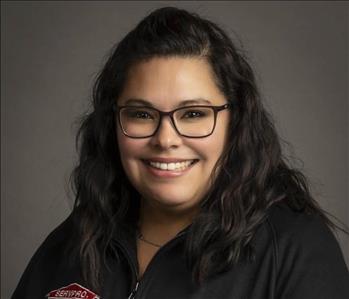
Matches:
[167,163,175,170]
[148,160,195,171]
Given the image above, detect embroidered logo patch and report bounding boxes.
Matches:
[46,283,100,299]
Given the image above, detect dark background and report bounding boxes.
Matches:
[2,1,348,297]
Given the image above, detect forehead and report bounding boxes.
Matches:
[118,57,226,108]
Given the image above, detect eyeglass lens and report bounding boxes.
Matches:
[119,106,215,137]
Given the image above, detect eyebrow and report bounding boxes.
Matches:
[122,98,213,107]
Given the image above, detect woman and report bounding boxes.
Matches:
[12,6,349,299]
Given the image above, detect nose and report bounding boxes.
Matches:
[149,116,182,149]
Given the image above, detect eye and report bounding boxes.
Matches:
[182,110,207,118]
[135,111,152,119]
[125,108,155,119]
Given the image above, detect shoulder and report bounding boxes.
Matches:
[263,201,349,298]
[33,212,75,259]
[264,201,345,264]
[12,212,78,298]
[265,201,335,247]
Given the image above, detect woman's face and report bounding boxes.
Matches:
[116,57,230,214]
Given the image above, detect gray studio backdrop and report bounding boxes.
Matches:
[2,1,348,298]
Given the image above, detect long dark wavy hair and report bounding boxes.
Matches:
[68,6,345,291]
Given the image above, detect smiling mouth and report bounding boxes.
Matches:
[142,159,199,171]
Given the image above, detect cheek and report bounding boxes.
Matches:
[118,140,146,162]
[117,124,140,158]
[187,137,226,166]
[117,135,133,160]
[116,130,145,176]
[191,125,229,174]
[195,121,229,158]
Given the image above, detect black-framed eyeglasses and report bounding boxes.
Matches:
[113,103,230,138]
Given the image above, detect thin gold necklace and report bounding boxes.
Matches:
[137,230,162,248]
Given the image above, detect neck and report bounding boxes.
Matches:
[138,198,198,244]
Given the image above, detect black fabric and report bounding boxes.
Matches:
[12,202,349,299]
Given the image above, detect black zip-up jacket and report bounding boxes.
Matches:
[12,202,349,299]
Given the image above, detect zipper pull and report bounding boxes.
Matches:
[127,281,139,299]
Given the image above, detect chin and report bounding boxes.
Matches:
[145,189,196,208]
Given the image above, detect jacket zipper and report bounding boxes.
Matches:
[115,243,140,298]
[127,281,139,299]
[116,229,188,299]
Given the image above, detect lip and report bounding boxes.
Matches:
[141,159,199,178]
[142,157,198,163]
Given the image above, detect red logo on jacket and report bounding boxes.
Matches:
[46,283,100,299]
